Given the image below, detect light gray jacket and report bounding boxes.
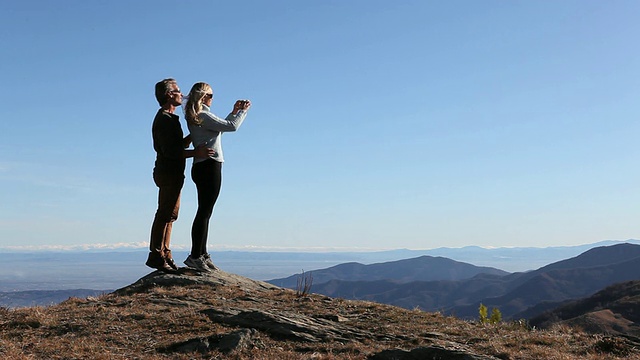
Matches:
[187,104,247,163]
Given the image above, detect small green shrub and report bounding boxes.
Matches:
[478,303,502,324]
[479,303,488,323]
[490,308,502,324]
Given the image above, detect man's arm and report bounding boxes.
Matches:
[184,145,215,159]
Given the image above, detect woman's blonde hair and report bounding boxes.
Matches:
[185,82,213,126]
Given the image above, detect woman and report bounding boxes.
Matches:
[183,82,251,272]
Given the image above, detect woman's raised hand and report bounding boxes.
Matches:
[232,99,251,114]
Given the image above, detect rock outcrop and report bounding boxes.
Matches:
[116,269,500,359]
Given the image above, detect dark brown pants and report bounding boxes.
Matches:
[150,173,184,258]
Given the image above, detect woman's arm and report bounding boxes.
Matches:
[198,100,251,132]
[198,110,246,132]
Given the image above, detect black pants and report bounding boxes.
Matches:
[190,158,222,258]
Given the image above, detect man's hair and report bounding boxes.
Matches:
[155,78,177,106]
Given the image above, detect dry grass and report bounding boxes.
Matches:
[1,282,639,359]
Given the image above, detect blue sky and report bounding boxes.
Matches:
[1,1,638,251]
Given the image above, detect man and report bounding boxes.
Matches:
[146,78,213,272]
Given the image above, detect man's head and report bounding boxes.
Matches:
[155,78,182,107]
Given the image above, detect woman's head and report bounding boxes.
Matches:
[185,82,213,125]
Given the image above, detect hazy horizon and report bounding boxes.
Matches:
[3,239,640,294]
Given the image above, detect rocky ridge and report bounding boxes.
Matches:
[115,269,496,359]
[1,268,637,359]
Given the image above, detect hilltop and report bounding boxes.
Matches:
[1,269,638,359]
[530,280,640,341]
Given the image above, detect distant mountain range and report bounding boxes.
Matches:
[402,239,640,272]
[268,255,508,289]
[3,240,639,312]
[269,243,640,321]
[452,243,640,319]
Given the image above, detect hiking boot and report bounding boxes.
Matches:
[202,253,219,271]
[184,255,212,272]
[163,249,179,270]
[165,257,179,271]
[145,252,177,273]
